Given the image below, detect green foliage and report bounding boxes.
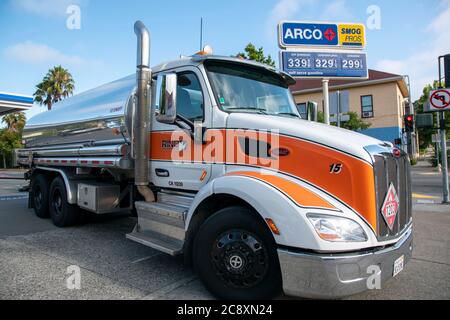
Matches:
[2,112,26,133]
[34,65,75,110]
[0,129,22,168]
[316,111,370,131]
[428,148,450,167]
[414,81,450,150]
[340,112,371,131]
[237,43,276,67]
[317,111,325,124]
[410,158,418,166]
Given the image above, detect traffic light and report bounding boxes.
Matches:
[404,114,415,133]
[444,54,450,87]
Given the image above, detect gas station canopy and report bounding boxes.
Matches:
[0,92,33,116]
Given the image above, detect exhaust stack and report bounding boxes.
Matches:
[133,21,154,203]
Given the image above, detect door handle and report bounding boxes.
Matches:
[155,169,170,177]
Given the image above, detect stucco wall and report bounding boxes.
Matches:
[292,81,405,130]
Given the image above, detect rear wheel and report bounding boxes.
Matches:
[31,174,50,218]
[49,177,80,227]
[193,206,282,300]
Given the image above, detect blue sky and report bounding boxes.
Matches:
[1,0,450,121]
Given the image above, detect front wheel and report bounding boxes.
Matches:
[193,206,282,300]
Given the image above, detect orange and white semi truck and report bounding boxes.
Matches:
[17,21,413,299]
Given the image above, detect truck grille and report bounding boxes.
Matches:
[372,150,412,240]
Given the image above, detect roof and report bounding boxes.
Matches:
[289,69,409,97]
[0,92,34,116]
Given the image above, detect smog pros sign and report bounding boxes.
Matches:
[279,21,366,49]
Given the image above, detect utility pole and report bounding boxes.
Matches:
[438,55,449,203]
[322,79,330,125]
[199,18,203,51]
[404,75,414,157]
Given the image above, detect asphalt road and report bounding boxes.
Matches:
[0,165,449,300]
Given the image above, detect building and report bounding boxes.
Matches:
[0,92,33,116]
[290,69,411,146]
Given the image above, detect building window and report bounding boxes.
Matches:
[296,103,307,119]
[361,95,374,118]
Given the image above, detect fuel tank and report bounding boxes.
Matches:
[23,75,135,148]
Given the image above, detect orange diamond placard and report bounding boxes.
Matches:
[381,183,400,231]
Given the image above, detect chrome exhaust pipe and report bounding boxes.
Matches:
[133,20,154,203]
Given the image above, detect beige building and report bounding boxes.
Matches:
[290,70,411,145]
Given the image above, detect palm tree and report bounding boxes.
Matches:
[2,112,26,133]
[34,65,75,110]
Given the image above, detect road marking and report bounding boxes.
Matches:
[416,199,437,204]
[0,195,28,201]
[131,253,161,264]
[140,275,197,300]
[412,193,440,200]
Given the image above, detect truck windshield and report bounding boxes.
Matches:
[205,61,299,118]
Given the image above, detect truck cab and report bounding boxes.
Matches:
[19,22,413,300]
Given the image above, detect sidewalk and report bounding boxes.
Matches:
[411,160,448,205]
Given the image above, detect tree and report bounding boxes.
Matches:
[237,43,276,67]
[2,112,26,133]
[414,81,450,150]
[34,65,75,110]
[340,112,371,131]
[0,129,22,168]
[316,111,371,131]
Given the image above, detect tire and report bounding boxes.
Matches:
[193,206,282,300]
[31,174,50,218]
[49,177,80,227]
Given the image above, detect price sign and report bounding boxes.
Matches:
[281,51,368,79]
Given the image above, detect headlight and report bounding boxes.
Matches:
[307,214,368,242]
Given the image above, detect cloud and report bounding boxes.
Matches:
[320,0,353,21]
[266,0,314,38]
[376,0,450,100]
[266,0,354,39]
[4,41,83,66]
[10,0,85,18]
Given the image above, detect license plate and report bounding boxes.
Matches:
[393,255,404,277]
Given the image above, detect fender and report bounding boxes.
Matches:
[34,167,78,204]
[185,172,327,250]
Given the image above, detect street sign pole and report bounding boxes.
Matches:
[323,79,330,125]
[337,91,341,127]
[438,55,450,203]
[439,111,449,203]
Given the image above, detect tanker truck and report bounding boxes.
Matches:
[17,21,413,300]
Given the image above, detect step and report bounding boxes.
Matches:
[126,226,184,256]
[157,192,194,208]
[135,201,187,222]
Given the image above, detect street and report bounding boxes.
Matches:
[0,163,449,300]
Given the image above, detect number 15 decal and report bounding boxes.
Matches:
[330,163,343,174]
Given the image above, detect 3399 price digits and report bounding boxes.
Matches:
[287,58,311,68]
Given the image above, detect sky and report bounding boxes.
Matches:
[1,0,450,121]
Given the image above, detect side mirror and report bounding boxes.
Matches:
[306,101,318,122]
[155,73,177,124]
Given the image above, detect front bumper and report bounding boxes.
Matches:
[278,227,413,299]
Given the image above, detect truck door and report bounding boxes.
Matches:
[150,67,212,192]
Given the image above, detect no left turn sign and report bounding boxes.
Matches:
[429,89,450,111]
